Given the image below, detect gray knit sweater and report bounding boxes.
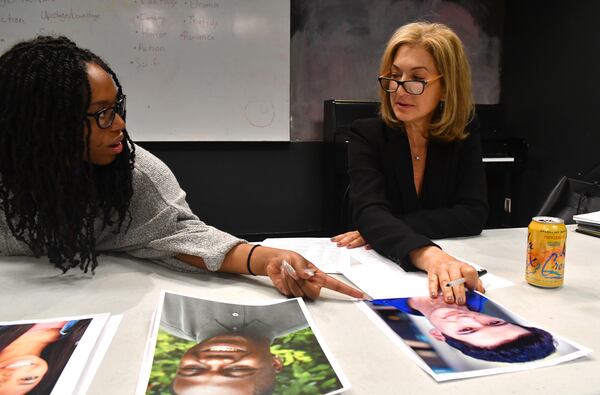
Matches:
[0,145,243,272]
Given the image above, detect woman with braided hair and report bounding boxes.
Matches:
[0,36,364,301]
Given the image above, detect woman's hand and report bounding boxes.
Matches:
[262,248,366,300]
[331,230,371,249]
[409,246,485,305]
[178,244,366,300]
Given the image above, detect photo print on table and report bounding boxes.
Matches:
[138,291,350,395]
[0,314,113,395]
[360,291,591,381]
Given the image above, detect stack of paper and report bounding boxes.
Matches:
[340,247,513,299]
[573,210,600,238]
[0,314,121,395]
[261,237,350,273]
[261,237,513,297]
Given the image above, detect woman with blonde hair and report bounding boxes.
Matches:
[333,22,488,304]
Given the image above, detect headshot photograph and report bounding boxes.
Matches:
[0,319,92,395]
[142,292,349,395]
[364,291,590,381]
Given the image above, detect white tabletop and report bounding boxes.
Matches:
[1,226,598,395]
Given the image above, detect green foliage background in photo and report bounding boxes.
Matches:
[146,329,195,394]
[146,327,342,395]
[270,327,342,395]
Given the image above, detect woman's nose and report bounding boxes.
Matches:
[112,113,126,130]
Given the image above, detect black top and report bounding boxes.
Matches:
[348,117,488,270]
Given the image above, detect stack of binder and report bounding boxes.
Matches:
[573,211,600,238]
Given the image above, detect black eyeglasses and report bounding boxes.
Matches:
[378,75,442,95]
[86,95,126,129]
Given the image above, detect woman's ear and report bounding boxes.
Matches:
[429,328,446,341]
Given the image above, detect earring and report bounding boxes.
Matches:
[438,100,445,112]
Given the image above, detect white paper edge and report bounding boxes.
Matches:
[135,293,164,395]
[341,252,515,299]
[39,313,111,395]
[573,210,600,223]
[294,297,352,395]
[356,293,592,382]
[73,315,123,395]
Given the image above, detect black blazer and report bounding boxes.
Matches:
[348,118,488,270]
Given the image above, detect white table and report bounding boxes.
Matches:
[1,226,598,395]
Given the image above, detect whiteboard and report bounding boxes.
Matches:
[0,0,290,141]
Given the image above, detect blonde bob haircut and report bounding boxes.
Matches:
[379,22,474,142]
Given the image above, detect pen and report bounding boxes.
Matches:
[445,268,487,288]
[282,260,315,279]
[282,260,372,301]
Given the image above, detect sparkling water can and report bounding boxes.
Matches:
[526,216,567,288]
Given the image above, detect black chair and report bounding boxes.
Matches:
[323,100,525,233]
[323,100,379,235]
[582,161,600,183]
[538,161,600,224]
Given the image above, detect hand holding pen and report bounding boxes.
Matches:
[409,247,486,305]
[438,266,487,305]
[264,252,367,300]
[445,269,487,288]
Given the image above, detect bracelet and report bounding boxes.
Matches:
[246,244,260,276]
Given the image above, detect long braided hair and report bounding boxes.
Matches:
[0,36,135,272]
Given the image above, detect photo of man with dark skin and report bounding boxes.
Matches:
[172,332,282,395]
[151,293,343,395]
